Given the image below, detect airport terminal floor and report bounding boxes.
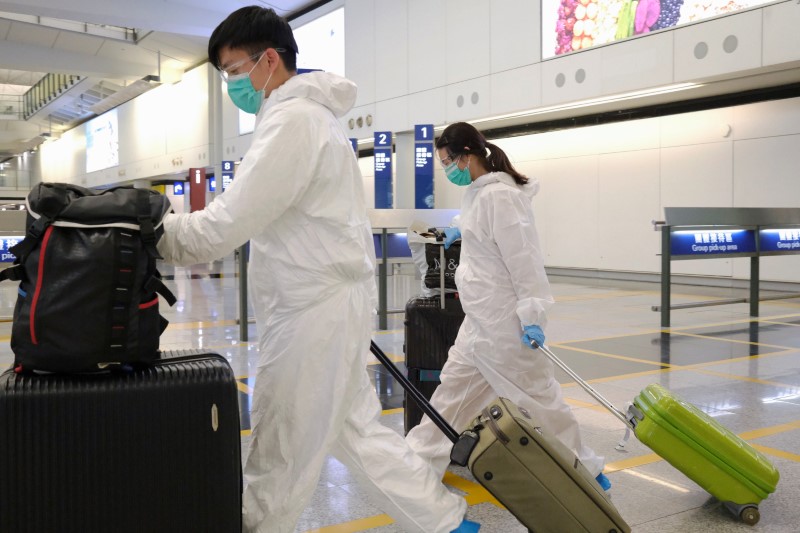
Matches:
[1,257,798,532]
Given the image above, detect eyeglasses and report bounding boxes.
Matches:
[439,153,459,167]
[218,48,286,83]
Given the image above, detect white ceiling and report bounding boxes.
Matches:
[0,0,317,159]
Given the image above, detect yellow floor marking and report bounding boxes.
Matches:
[678,348,799,371]
[241,429,251,437]
[604,453,664,473]
[366,352,404,366]
[237,381,253,395]
[442,471,503,507]
[552,344,671,368]
[690,368,797,388]
[737,420,800,440]
[671,331,794,351]
[0,335,9,342]
[751,444,800,463]
[563,397,609,413]
[381,408,403,416]
[303,514,395,533]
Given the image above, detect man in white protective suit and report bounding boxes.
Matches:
[156,6,479,533]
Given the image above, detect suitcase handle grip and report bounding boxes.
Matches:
[369,340,460,443]
[530,340,636,431]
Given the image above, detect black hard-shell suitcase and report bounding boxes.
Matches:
[0,350,242,533]
[403,295,464,433]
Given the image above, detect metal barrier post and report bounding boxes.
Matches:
[661,225,672,328]
[238,244,248,342]
[750,256,760,318]
[378,228,388,330]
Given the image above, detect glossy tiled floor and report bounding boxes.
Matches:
[2,259,798,532]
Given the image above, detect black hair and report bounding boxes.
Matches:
[208,6,299,73]
[435,122,528,185]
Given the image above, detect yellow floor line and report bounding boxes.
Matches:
[303,514,395,533]
[381,408,403,416]
[555,290,656,302]
[737,420,800,440]
[604,453,664,473]
[690,368,797,388]
[442,471,503,507]
[373,329,403,336]
[237,381,253,395]
[759,319,800,327]
[751,444,800,463]
[366,352,404,366]
[671,331,795,351]
[241,429,251,437]
[552,344,672,368]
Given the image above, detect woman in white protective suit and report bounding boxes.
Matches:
[156,7,479,533]
[405,122,612,492]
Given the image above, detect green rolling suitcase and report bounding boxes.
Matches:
[532,342,780,525]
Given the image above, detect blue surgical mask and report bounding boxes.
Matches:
[226,54,273,114]
[444,157,472,186]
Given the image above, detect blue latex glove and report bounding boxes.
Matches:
[443,227,461,250]
[522,324,545,349]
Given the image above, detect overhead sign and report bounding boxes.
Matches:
[173,182,185,195]
[0,236,21,262]
[671,229,756,256]
[759,228,800,253]
[374,131,393,209]
[221,161,234,192]
[414,124,434,209]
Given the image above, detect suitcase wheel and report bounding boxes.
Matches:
[740,506,760,526]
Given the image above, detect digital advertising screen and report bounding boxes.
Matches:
[85,109,119,173]
[542,0,775,59]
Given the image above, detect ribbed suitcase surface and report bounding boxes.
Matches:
[0,351,242,533]
[634,383,779,505]
[403,296,464,432]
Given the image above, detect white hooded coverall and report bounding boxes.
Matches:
[405,172,605,481]
[157,72,466,533]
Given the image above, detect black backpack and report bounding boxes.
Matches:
[1,183,176,373]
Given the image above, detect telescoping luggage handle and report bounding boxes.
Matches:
[369,340,459,443]
[529,340,639,432]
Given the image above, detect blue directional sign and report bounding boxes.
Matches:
[374,132,393,209]
[414,124,435,209]
[759,228,800,253]
[208,177,216,192]
[350,138,358,153]
[0,236,21,262]
[671,229,756,256]
[221,160,235,173]
[173,182,185,195]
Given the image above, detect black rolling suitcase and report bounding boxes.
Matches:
[403,229,464,433]
[0,350,242,533]
[403,295,464,433]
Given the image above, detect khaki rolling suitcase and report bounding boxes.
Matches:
[370,340,630,533]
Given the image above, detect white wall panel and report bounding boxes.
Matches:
[446,76,491,123]
[537,156,599,269]
[118,83,169,165]
[597,150,661,272]
[733,97,800,141]
[660,107,736,148]
[762,1,800,67]
[600,32,673,96]
[408,0,446,93]
[490,0,540,73]
[165,66,210,153]
[374,97,408,135]
[445,0,491,84]
[733,135,800,207]
[374,0,408,101]
[541,47,603,106]
[674,10,762,82]
[660,142,734,277]
[490,64,542,117]
[408,87,446,128]
[345,0,375,106]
